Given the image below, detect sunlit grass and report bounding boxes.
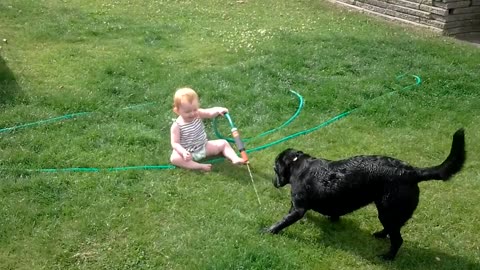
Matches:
[1,0,479,269]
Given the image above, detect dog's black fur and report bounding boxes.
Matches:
[265,129,466,260]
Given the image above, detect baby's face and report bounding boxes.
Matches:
[176,98,199,122]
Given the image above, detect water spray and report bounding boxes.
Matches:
[223,113,261,205]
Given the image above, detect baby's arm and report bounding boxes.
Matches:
[170,122,191,161]
[198,107,228,119]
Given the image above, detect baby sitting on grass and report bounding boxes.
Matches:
[169,87,245,171]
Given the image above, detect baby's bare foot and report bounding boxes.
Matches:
[232,157,246,165]
[200,164,212,172]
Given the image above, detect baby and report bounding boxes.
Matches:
[170,87,245,171]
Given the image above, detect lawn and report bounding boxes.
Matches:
[1,0,479,269]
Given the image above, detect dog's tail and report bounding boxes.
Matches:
[415,128,466,183]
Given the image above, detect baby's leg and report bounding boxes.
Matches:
[170,151,211,171]
[205,140,245,164]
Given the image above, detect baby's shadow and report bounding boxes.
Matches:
[281,213,479,269]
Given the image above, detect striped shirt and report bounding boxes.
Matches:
[177,118,208,152]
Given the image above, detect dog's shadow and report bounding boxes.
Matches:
[0,55,22,107]
[281,213,479,269]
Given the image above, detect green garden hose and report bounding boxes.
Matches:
[1,74,421,172]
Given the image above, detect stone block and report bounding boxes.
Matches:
[433,1,471,9]
[446,25,480,34]
[336,0,357,4]
[358,0,432,18]
[451,6,480,14]
[331,0,479,36]
[407,0,430,3]
[388,0,447,15]
[421,17,447,28]
[445,19,480,28]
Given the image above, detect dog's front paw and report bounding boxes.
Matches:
[378,252,396,261]
[260,227,270,234]
[373,230,388,239]
[260,226,277,234]
[328,216,340,222]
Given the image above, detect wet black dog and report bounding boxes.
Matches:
[265,129,465,260]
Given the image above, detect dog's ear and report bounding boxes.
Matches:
[278,148,304,165]
[292,150,303,162]
[285,149,303,163]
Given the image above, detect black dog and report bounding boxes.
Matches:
[265,129,466,260]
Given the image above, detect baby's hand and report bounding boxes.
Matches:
[183,151,192,161]
[217,107,228,116]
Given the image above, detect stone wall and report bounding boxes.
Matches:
[331,0,480,36]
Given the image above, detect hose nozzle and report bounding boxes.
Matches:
[231,127,249,163]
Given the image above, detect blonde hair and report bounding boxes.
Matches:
[173,87,198,112]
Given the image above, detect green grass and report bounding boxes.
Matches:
[1,0,480,269]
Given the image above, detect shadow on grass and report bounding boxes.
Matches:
[204,245,297,270]
[213,159,274,187]
[0,55,22,106]
[283,213,479,269]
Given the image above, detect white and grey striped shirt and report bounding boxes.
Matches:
[177,118,208,152]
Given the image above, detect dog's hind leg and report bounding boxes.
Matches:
[373,201,391,239]
[374,213,405,260]
[374,185,419,260]
[265,207,306,234]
